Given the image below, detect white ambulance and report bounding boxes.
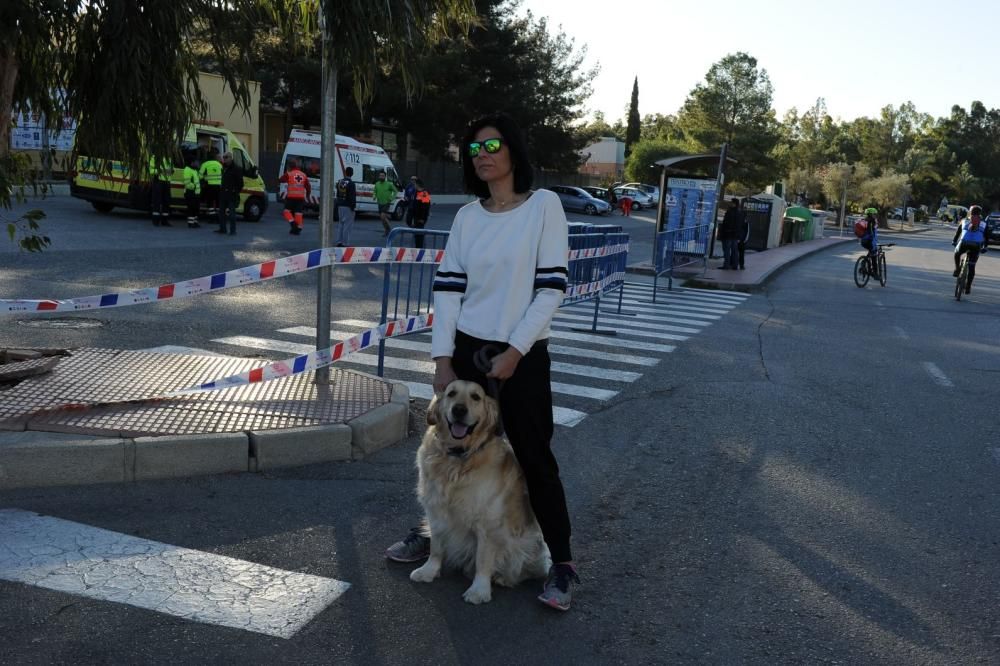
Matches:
[277,129,404,218]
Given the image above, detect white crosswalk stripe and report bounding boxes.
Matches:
[210,284,747,428]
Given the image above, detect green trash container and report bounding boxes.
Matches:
[799,217,812,241]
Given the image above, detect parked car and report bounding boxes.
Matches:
[987,212,1000,243]
[549,185,611,215]
[581,186,610,202]
[612,186,655,210]
[622,182,660,201]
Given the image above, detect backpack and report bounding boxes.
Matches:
[853,219,868,238]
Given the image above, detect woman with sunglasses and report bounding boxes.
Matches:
[385,112,578,611]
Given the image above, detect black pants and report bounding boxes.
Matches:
[451,330,573,563]
[218,191,239,232]
[150,179,171,224]
[410,216,427,248]
[955,242,981,288]
[738,240,746,268]
[185,191,200,220]
[202,183,220,213]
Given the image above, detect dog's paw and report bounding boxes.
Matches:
[410,564,439,583]
[462,582,493,604]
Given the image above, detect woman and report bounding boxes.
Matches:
[386,112,578,611]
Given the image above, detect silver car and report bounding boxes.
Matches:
[550,185,611,215]
[612,186,655,210]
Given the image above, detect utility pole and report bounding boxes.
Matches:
[838,169,848,237]
[314,4,336,385]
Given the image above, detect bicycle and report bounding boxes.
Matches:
[854,243,894,288]
[955,254,969,300]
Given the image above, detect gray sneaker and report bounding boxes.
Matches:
[385,527,430,563]
[538,563,580,611]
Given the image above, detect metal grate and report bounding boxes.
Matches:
[0,349,393,437]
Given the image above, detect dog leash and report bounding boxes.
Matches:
[473,344,505,436]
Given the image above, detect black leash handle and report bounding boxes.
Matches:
[473,344,505,436]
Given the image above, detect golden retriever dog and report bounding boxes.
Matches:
[409,380,551,604]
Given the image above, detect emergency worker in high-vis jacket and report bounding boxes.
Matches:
[199,151,223,217]
[183,158,201,228]
[279,158,311,236]
[149,155,173,227]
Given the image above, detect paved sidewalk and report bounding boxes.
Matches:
[628,234,857,292]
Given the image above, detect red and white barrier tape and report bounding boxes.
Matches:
[0,246,444,314]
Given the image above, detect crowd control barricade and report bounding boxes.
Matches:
[378,228,450,376]
[376,223,630,376]
[652,222,712,297]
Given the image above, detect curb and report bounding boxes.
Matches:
[683,238,856,293]
[0,382,411,490]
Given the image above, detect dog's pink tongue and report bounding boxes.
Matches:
[449,423,469,439]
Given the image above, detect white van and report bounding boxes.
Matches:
[277,129,404,218]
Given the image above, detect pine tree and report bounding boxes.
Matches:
[625,76,641,157]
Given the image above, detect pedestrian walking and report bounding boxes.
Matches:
[619,194,633,217]
[199,151,223,218]
[335,166,357,247]
[608,186,618,211]
[148,155,173,227]
[409,178,431,248]
[182,157,201,228]
[215,152,243,236]
[717,198,741,269]
[736,198,748,269]
[373,171,398,235]
[384,112,580,611]
[403,175,418,228]
[279,158,311,236]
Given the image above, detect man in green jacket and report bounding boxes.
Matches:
[373,170,398,235]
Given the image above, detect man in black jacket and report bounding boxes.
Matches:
[717,198,741,269]
[216,152,243,236]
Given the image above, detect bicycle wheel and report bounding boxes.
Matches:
[955,260,966,301]
[878,252,887,287]
[854,256,870,288]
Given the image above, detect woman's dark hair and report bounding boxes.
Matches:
[461,112,533,198]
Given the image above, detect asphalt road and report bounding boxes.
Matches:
[1,197,999,664]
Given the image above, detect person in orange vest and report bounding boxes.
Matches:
[279,158,311,235]
[409,178,431,248]
[619,194,633,217]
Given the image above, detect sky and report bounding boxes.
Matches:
[522,0,1000,124]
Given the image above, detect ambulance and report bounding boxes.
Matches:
[70,122,269,221]
[277,129,404,218]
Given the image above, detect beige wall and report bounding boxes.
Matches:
[197,72,261,162]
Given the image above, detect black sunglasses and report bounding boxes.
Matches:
[467,137,503,158]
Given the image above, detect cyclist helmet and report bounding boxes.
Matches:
[864,207,878,215]
[969,205,982,216]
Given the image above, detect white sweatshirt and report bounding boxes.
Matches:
[431,189,569,357]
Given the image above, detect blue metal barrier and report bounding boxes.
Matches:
[378,227,450,375]
[377,224,630,376]
[652,222,712,298]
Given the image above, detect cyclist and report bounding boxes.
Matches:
[859,207,880,272]
[952,204,987,294]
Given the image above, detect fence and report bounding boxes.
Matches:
[376,223,629,375]
[651,223,712,296]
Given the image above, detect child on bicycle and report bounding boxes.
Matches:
[952,205,987,294]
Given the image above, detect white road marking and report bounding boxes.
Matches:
[553,311,702,334]
[333,319,679,353]
[277,327,661,366]
[619,297,732,312]
[923,362,954,388]
[402,382,587,427]
[563,303,721,322]
[212,336,621,399]
[0,509,348,639]
[551,322,689,342]
[625,283,748,302]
